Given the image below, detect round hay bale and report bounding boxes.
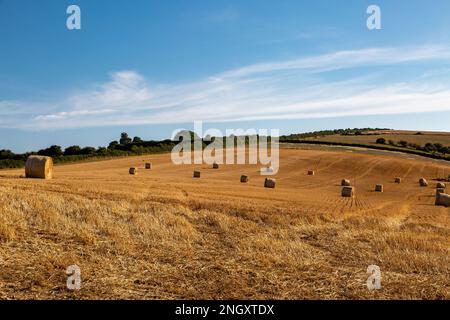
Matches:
[341,179,351,186]
[395,177,402,183]
[129,167,138,175]
[25,155,53,179]
[436,182,446,189]
[435,193,450,207]
[308,170,315,176]
[419,178,428,187]
[341,186,355,197]
[436,188,446,196]
[213,162,219,169]
[375,184,383,192]
[145,163,152,170]
[264,178,276,188]
[240,175,249,183]
[193,170,201,178]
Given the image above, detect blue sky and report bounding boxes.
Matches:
[1,0,450,152]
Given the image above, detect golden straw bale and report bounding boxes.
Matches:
[435,193,450,207]
[436,182,446,189]
[240,175,249,183]
[264,178,276,188]
[342,186,355,197]
[419,178,428,187]
[25,156,53,179]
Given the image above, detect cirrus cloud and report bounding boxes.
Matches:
[2,45,450,130]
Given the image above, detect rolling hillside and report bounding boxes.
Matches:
[0,147,449,299]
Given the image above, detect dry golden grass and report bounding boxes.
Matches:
[0,147,449,299]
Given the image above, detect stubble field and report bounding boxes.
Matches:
[0,147,449,299]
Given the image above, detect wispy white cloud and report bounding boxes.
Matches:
[218,45,450,78]
[2,45,450,130]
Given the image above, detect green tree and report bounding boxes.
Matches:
[424,143,436,152]
[439,146,449,155]
[96,147,108,155]
[0,149,15,159]
[434,143,444,152]
[120,132,132,145]
[108,141,119,149]
[64,145,81,156]
[79,147,96,155]
[38,145,63,157]
[376,138,386,144]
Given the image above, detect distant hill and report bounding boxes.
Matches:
[280,128,450,161]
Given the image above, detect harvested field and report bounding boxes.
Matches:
[0,147,449,299]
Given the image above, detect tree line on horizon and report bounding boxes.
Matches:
[375,137,450,155]
[279,127,390,140]
[2,128,450,169]
[0,132,177,169]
